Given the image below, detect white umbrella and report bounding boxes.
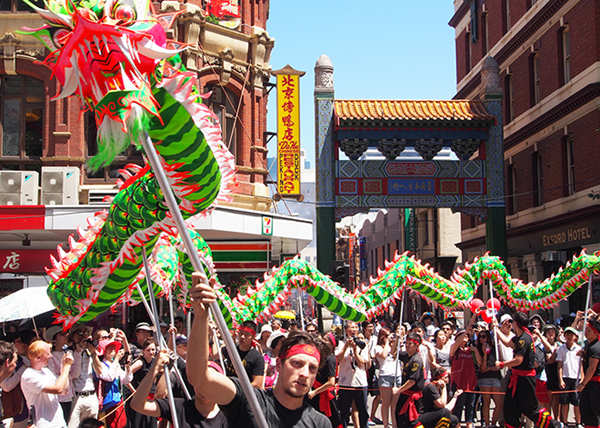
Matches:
[0,287,55,323]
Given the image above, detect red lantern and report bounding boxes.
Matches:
[469,298,484,313]
[486,298,501,311]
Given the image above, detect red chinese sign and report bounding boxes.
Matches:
[0,249,54,273]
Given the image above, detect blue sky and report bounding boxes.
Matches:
[265,2,458,164]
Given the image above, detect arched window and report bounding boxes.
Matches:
[203,83,239,162]
[0,75,44,160]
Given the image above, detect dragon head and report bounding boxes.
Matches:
[23,0,184,169]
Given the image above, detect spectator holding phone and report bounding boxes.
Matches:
[20,340,73,428]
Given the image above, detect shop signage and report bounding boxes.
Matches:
[0,249,54,273]
[542,226,593,248]
[506,218,599,256]
[274,65,305,200]
[261,216,273,236]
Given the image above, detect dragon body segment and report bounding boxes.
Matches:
[26,0,235,327]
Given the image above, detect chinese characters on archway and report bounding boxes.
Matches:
[276,72,301,197]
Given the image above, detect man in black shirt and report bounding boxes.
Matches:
[418,367,460,428]
[187,272,331,428]
[131,350,229,427]
[393,332,425,428]
[221,320,264,389]
[495,312,563,428]
[577,316,600,428]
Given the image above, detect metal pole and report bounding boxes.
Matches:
[186,311,191,338]
[213,326,225,371]
[394,287,405,386]
[576,272,593,385]
[168,290,178,354]
[488,279,500,360]
[298,290,305,330]
[166,286,193,400]
[134,280,192,401]
[141,134,269,428]
[138,251,180,428]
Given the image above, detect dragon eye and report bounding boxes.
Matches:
[52,28,70,47]
[112,3,136,24]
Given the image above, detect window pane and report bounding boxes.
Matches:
[3,98,21,156]
[3,76,24,96]
[24,106,43,157]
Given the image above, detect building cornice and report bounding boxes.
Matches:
[454,0,578,99]
[504,83,600,150]
[448,1,470,28]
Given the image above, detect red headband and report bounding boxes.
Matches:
[434,369,448,380]
[282,344,320,364]
[239,326,256,337]
[407,338,421,346]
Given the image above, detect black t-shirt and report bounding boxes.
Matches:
[421,383,441,413]
[512,331,536,370]
[222,347,265,380]
[583,339,600,376]
[156,397,229,428]
[398,351,425,391]
[220,378,332,428]
[316,354,336,385]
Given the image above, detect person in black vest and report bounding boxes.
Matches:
[495,311,563,428]
[418,366,461,428]
[221,320,264,389]
[186,272,331,428]
[576,314,600,428]
[392,332,425,428]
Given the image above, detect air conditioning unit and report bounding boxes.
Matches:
[0,171,39,205]
[41,167,80,205]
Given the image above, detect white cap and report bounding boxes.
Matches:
[266,329,287,349]
[500,314,513,324]
[256,324,273,340]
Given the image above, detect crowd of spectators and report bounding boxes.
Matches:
[0,300,598,428]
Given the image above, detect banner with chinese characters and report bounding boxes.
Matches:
[0,249,55,273]
[274,65,305,199]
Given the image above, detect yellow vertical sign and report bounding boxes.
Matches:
[274,65,304,198]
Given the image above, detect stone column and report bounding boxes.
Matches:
[482,57,508,261]
[314,55,335,331]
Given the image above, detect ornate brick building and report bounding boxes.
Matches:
[450,0,600,315]
[0,1,313,297]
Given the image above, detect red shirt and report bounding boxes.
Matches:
[451,347,477,390]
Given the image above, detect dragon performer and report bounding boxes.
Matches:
[25,0,600,329]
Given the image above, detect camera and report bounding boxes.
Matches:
[84,338,94,346]
[353,338,366,350]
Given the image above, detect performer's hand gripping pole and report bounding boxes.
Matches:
[140,134,269,428]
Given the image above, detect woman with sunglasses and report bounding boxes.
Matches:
[473,328,503,428]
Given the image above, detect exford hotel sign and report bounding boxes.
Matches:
[508,219,598,256]
[542,226,593,248]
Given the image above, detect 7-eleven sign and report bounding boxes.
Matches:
[262,216,273,236]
